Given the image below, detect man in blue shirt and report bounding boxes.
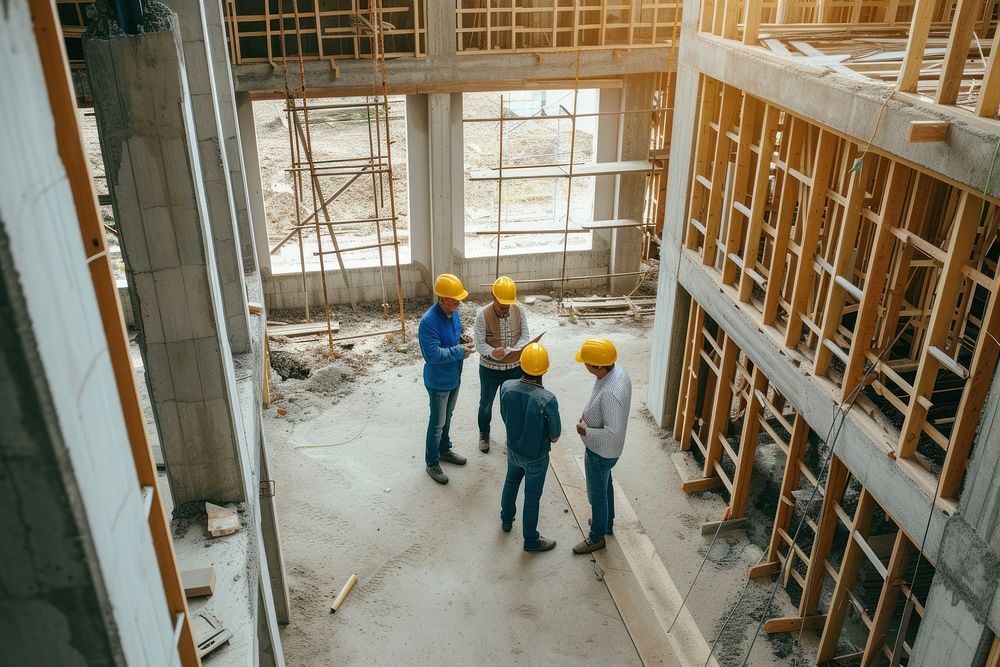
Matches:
[499,343,561,552]
[419,274,475,485]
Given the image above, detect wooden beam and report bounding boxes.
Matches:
[976,35,1000,118]
[729,366,768,518]
[681,475,724,493]
[861,531,913,665]
[763,614,827,634]
[936,0,980,105]
[800,456,850,616]
[748,561,781,579]
[703,336,739,478]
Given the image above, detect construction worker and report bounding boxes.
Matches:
[473,276,532,453]
[571,338,632,555]
[498,343,560,552]
[418,274,475,485]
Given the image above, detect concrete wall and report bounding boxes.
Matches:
[263,248,610,310]
[1,4,178,663]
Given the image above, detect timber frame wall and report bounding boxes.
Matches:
[660,0,1000,663]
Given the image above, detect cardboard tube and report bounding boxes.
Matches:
[330,574,358,613]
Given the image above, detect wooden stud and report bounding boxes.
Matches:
[861,530,913,665]
[800,456,850,617]
[935,0,980,106]
[763,116,806,325]
[703,336,739,478]
[738,104,781,303]
[977,36,1000,118]
[897,0,936,93]
[729,366,768,518]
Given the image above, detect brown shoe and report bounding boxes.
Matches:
[573,538,606,554]
[479,435,491,453]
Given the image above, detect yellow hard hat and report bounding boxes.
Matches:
[520,343,550,376]
[491,276,517,305]
[434,273,468,300]
[575,338,617,366]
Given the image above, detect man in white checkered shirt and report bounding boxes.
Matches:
[473,277,532,453]
[571,337,632,555]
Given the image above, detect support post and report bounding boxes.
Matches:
[427,92,464,279]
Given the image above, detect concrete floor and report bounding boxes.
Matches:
[263,299,811,666]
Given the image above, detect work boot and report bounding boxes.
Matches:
[524,536,556,552]
[439,450,467,466]
[572,538,606,554]
[589,518,614,535]
[501,520,512,533]
[426,465,449,485]
[479,434,491,453]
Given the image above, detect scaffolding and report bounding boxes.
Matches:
[275,0,407,352]
[464,10,679,301]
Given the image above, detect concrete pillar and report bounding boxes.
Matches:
[646,6,701,427]
[238,93,273,278]
[204,0,260,277]
[609,73,655,294]
[427,92,465,279]
[85,14,251,504]
[407,94,432,286]
[166,0,252,354]
[593,87,621,253]
[426,0,457,59]
[1,4,177,661]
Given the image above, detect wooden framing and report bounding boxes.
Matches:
[455,0,681,53]
[674,296,939,663]
[695,0,1000,118]
[683,74,1000,500]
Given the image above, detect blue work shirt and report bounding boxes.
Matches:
[499,379,561,460]
[419,302,466,391]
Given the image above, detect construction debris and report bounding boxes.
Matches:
[561,296,656,322]
[192,611,232,659]
[205,502,240,538]
[331,573,358,613]
[181,567,217,598]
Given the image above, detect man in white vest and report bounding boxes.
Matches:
[473,276,532,453]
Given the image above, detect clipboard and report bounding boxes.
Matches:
[498,331,545,364]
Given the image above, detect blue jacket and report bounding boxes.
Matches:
[419,302,465,390]
[500,380,561,461]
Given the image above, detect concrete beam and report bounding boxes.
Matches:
[168,0,252,355]
[232,48,674,96]
[683,32,1000,200]
[85,16,250,504]
[677,252,952,562]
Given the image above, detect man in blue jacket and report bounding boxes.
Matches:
[419,274,475,485]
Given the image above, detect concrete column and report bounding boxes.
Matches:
[646,5,701,427]
[2,4,177,661]
[407,94,432,286]
[427,92,464,279]
[609,73,655,295]
[166,0,252,354]
[592,87,621,253]
[238,93,272,278]
[426,0,457,59]
[85,14,250,504]
[204,0,260,276]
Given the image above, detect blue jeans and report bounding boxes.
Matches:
[425,385,460,467]
[478,365,522,437]
[585,448,619,543]
[500,449,550,544]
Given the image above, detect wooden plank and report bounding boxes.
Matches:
[269,321,342,337]
[681,475,724,493]
[729,366,768,518]
[703,337,739,478]
[908,120,949,143]
[702,85,743,267]
[765,416,809,565]
[739,104,781,303]
[748,561,781,579]
[763,116,805,325]
[763,614,827,634]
